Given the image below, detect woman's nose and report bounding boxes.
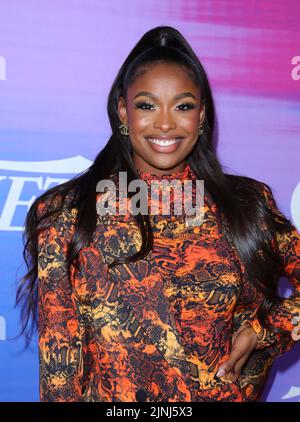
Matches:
[153,110,176,132]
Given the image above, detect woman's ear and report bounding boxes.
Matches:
[199,102,206,125]
[118,96,128,125]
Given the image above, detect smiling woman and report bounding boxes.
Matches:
[16,25,300,402]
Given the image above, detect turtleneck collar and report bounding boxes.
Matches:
[133,161,200,222]
[136,162,195,183]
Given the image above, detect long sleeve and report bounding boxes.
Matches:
[233,182,300,358]
[232,271,279,352]
[37,201,93,402]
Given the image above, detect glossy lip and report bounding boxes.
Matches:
[145,136,184,153]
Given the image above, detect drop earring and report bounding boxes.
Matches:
[119,123,129,136]
[198,124,204,136]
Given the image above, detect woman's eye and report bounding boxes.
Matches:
[134,102,197,111]
[134,102,155,110]
[176,102,197,111]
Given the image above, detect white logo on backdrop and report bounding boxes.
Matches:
[0,316,6,341]
[0,56,6,81]
[282,386,300,401]
[0,156,93,231]
[291,56,300,81]
[291,181,300,232]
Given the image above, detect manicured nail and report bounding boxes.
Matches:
[216,368,225,378]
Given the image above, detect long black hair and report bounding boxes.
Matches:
[15,25,293,349]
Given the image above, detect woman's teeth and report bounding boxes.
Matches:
[147,138,180,146]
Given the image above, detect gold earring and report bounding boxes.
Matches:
[119,123,129,136]
[198,124,204,136]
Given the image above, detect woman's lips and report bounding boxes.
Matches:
[145,137,184,153]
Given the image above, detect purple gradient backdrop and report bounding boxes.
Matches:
[0,0,299,401]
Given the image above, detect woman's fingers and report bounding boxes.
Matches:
[216,347,248,378]
[231,324,249,346]
[216,325,258,380]
[216,337,249,378]
[232,353,251,377]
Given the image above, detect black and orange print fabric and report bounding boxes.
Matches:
[37,163,300,401]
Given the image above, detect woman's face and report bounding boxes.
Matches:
[118,62,205,176]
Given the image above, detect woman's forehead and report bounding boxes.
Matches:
[127,63,200,97]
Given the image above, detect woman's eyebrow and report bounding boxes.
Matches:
[133,91,197,100]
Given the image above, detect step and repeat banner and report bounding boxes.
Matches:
[0,0,299,402]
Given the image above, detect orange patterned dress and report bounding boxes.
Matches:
[37,162,300,402]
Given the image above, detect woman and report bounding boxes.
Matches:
[16,26,300,402]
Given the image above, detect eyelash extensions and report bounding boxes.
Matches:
[134,101,197,111]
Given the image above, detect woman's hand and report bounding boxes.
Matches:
[216,323,258,381]
[216,315,300,382]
